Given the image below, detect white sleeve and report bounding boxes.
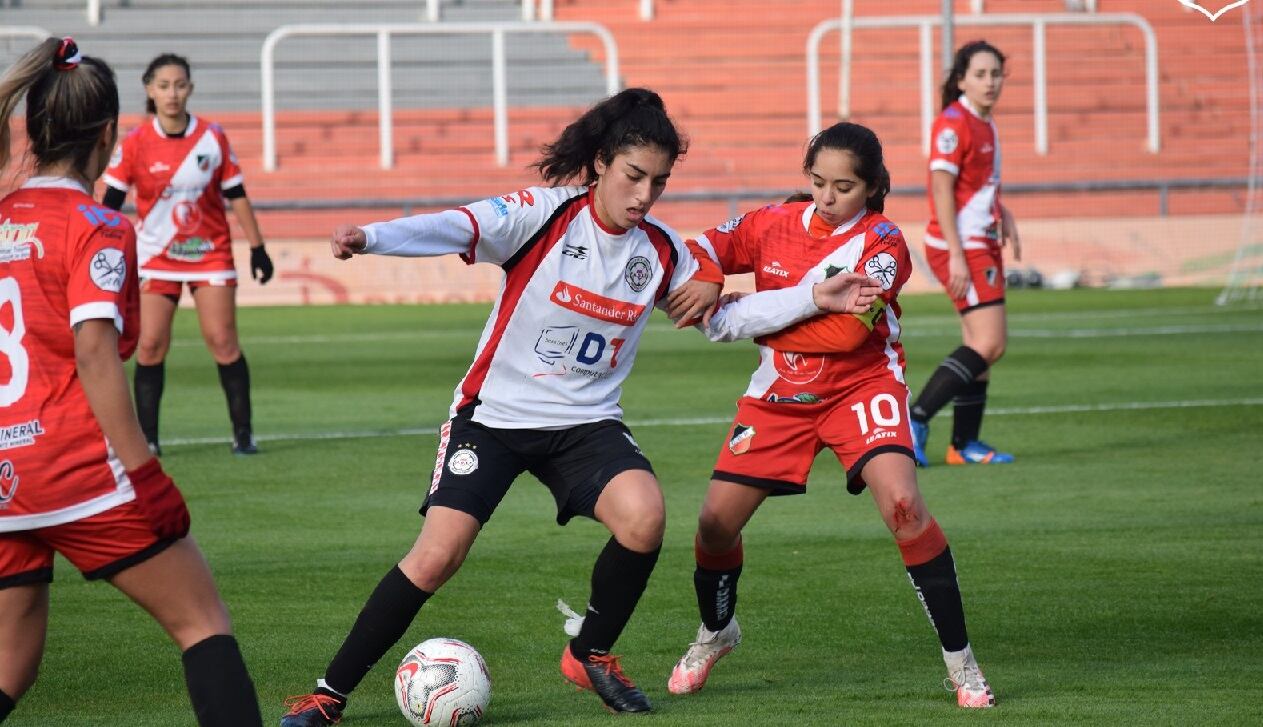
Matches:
[703,284,820,342]
[361,209,476,258]
[463,186,582,266]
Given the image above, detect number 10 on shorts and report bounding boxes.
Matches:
[849,393,901,435]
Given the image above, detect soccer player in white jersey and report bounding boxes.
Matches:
[0,38,261,727]
[102,54,273,456]
[278,88,881,725]
[910,41,1020,467]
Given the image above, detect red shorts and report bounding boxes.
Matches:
[0,499,177,588]
[925,243,1005,313]
[713,379,915,495]
[141,276,237,299]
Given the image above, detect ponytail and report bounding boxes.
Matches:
[533,87,686,185]
[0,37,118,174]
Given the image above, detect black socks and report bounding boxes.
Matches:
[134,361,165,447]
[181,634,263,727]
[323,566,432,696]
[911,345,989,423]
[570,537,661,657]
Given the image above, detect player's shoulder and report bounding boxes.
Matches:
[861,212,906,248]
[640,212,682,244]
[68,192,135,238]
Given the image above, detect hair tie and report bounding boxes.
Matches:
[54,37,82,71]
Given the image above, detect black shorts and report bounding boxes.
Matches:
[423,412,654,526]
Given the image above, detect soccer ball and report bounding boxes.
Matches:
[394,638,491,726]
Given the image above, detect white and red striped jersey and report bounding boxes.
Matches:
[362,185,701,429]
[925,96,1002,250]
[102,115,243,280]
[0,177,141,532]
[696,203,912,401]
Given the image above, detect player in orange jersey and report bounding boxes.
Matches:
[666,122,995,708]
[102,53,273,456]
[910,40,1019,466]
[0,38,261,726]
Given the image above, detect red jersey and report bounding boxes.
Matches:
[102,115,243,281]
[695,203,912,402]
[0,178,141,531]
[926,97,1002,250]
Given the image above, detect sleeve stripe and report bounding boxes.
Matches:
[102,174,129,191]
[929,160,960,175]
[220,174,245,190]
[457,206,480,263]
[69,302,123,334]
[693,233,720,264]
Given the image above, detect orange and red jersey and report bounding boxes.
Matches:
[103,115,243,281]
[0,178,141,531]
[693,202,912,403]
[926,96,1002,250]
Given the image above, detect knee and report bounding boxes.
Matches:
[167,599,233,651]
[135,338,169,365]
[696,506,740,553]
[971,339,1006,365]
[400,544,467,593]
[884,497,931,540]
[615,500,665,553]
[204,335,241,365]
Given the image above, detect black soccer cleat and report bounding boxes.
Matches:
[279,692,344,726]
[232,429,259,455]
[560,646,652,713]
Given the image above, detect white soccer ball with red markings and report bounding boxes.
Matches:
[394,638,491,726]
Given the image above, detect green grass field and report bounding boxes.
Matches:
[13,287,1263,726]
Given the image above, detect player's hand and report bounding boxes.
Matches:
[331,225,367,260]
[947,250,970,300]
[250,244,274,284]
[125,458,191,540]
[1001,205,1021,262]
[668,279,721,328]
[717,290,750,307]
[811,272,882,313]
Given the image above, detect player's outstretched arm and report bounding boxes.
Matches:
[811,272,882,313]
[330,224,367,260]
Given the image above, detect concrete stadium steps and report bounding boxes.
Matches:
[0,0,610,112]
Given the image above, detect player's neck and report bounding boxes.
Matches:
[34,162,92,191]
[157,112,191,136]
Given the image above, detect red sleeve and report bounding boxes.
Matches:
[214,125,245,190]
[685,239,724,284]
[102,130,135,190]
[929,109,969,177]
[696,209,761,275]
[67,209,140,359]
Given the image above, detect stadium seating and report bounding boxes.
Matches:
[1,0,1250,237]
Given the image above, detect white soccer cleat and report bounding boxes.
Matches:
[943,644,995,708]
[667,619,741,695]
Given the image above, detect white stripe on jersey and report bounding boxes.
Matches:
[0,448,134,532]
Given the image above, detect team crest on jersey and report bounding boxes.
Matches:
[89,248,127,292]
[0,219,44,262]
[864,252,898,290]
[196,154,211,172]
[985,267,999,287]
[447,446,479,476]
[624,256,653,292]
[716,213,746,234]
[0,460,18,508]
[1176,1,1252,22]
[728,424,755,455]
[936,128,959,155]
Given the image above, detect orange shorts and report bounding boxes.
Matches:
[0,499,177,588]
[140,277,237,299]
[713,379,915,496]
[925,244,1005,313]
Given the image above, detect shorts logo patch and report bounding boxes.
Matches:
[623,431,642,455]
[936,128,959,155]
[624,255,652,292]
[447,446,479,476]
[985,267,999,287]
[728,424,755,455]
[90,248,127,292]
[864,251,898,291]
[0,460,19,507]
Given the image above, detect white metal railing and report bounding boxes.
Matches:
[527,1,652,21]
[808,13,1160,156]
[0,26,51,43]
[261,22,619,172]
